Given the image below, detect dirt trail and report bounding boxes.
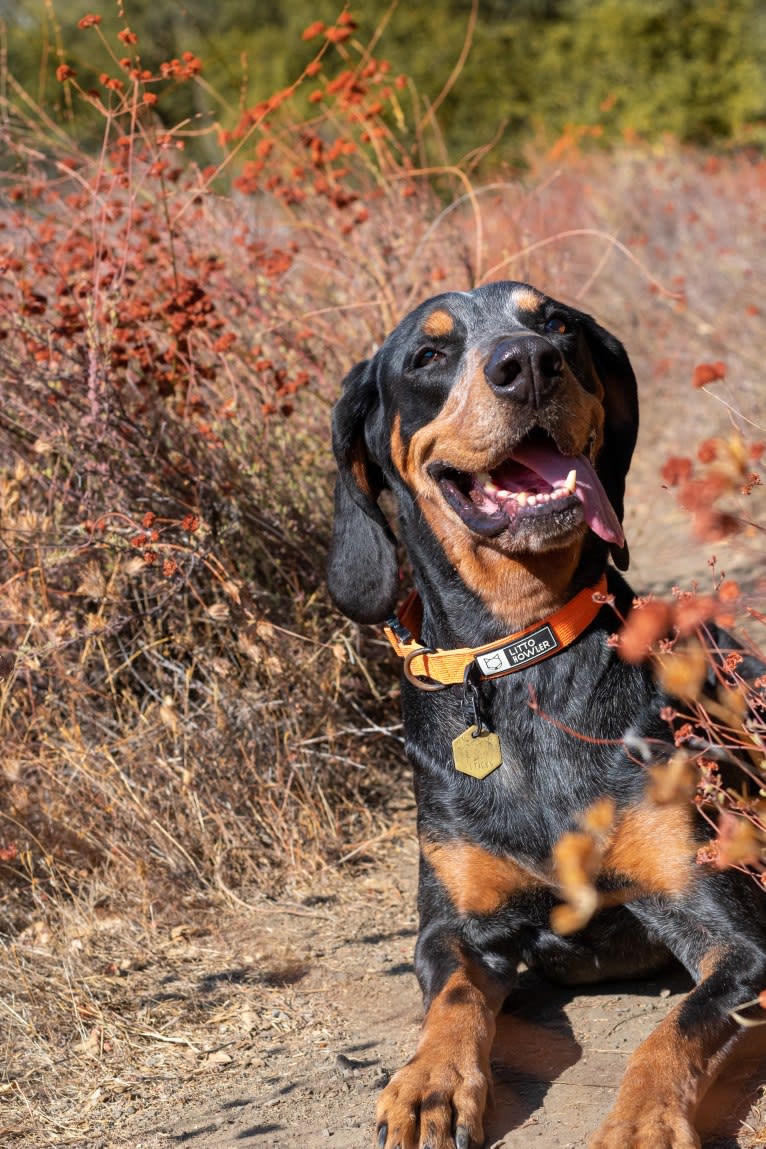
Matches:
[97,837,766,1149]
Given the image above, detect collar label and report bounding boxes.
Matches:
[475,623,560,677]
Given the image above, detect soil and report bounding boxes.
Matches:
[65,833,765,1149]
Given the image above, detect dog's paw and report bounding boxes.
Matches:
[374,1049,488,1149]
[589,1105,701,1149]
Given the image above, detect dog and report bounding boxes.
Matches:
[326,280,766,1149]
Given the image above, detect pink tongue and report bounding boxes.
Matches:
[510,443,624,546]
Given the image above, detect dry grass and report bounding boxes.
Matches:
[0,12,765,1145]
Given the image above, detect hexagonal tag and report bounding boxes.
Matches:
[451,726,503,779]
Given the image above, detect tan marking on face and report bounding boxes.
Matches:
[390,350,605,627]
[423,839,542,916]
[406,352,515,478]
[421,308,455,338]
[513,286,544,313]
[407,352,605,478]
[349,437,373,499]
[603,801,696,898]
[390,413,408,480]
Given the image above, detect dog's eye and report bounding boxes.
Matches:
[412,347,444,369]
[544,314,570,335]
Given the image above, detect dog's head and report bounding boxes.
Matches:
[327,281,638,625]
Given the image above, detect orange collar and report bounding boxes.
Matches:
[383,575,609,690]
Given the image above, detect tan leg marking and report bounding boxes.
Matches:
[589,1006,707,1149]
[590,945,740,1149]
[376,964,505,1149]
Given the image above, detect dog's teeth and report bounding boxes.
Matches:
[477,471,499,493]
[565,468,577,494]
[516,492,528,507]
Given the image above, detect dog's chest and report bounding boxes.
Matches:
[405,653,668,864]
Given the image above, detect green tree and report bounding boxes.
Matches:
[531,0,766,145]
[2,0,765,161]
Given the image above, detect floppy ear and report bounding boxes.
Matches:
[326,359,400,624]
[581,316,639,571]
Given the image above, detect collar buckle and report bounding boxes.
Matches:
[402,645,448,692]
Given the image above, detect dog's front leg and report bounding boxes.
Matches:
[590,938,766,1149]
[589,1003,726,1149]
[375,944,509,1149]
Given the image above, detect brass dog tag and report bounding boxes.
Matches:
[452,725,503,779]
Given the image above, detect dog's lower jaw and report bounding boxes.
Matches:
[401,516,601,638]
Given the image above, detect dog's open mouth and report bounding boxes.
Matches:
[430,438,624,545]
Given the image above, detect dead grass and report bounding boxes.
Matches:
[0,857,418,1146]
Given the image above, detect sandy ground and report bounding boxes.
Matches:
[68,834,766,1149]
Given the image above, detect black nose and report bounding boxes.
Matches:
[484,335,564,406]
